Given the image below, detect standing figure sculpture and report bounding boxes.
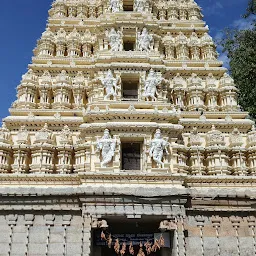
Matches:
[134,0,147,12]
[149,129,169,168]
[100,70,120,100]
[108,0,122,12]
[143,69,163,101]
[137,28,153,52]
[106,28,123,51]
[97,129,116,168]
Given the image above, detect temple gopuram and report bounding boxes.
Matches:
[0,0,255,255]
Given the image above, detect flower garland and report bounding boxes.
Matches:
[101,231,165,255]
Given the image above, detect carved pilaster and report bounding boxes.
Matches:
[81,212,93,256]
[6,214,18,256]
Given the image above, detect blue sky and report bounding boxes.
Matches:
[0,0,250,121]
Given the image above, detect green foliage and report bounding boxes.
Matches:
[243,0,256,18]
[221,1,256,118]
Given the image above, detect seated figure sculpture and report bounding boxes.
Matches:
[149,129,170,168]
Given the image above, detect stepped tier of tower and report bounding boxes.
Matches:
[1,0,256,185]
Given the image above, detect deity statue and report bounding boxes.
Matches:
[60,125,72,145]
[134,0,147,12]
[149,129,169,168]
[96,129,116,168]
[100,70,120,100]
[137,28,153,52]
[106,28,123,51]
[108,0,122,13]
[143,69,163,101]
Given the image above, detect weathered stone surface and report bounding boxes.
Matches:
[0,0,256,255]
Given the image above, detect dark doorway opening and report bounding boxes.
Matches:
[123,0,134,11]
[121,143,141,170]
[122,76,139,101]
[93,217,173,256]
[124,41,135,51]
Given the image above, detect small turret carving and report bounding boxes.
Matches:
[52,70,72,109]
[0,123,12,173]
[12,126,30,173]
[30,124,55,173]
[14,69,38,109]
[56,126,73,174]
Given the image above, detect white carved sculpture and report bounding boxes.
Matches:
[108,0,121,12]
[230,128,243,148]
[175,32,189,60]
[12,125,30,173]
[188,32,201,60]
[100,70,120,100]
[34,123,53,144]
[0,123,11,144]
[207,125,225,147]
[188,73,202,86]
[137,28,153,52]
[73,71,85,108]
[39,70,52,108]
[149,129,169,168]
[96,129,116,168]
[0,123,11,173]
[172,73,186,88]
[91,219,109,229]
[106,28,123,51]
[220,73,235,87]
[16,126,29,144]
[143,69,163,101]
[134,0,147,12]
[59,125,73,145]
[206,73,217,88]
[189,127,202,146]
[56,28,67,57]
[159,220,177,231]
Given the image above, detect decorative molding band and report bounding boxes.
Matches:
[0,173,255,187]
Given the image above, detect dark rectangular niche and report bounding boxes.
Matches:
[121,143,141,170]
[122,76,139,100]
[123,0,134,11]
[123,41,135,51]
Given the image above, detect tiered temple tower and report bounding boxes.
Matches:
[0,0,256,255]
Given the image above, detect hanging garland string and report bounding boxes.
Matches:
[101,231,165,255]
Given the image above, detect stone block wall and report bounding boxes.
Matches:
[0,213,88,256]
[1,212,255,256]
[0,188,255,256]
[185,215,256,256]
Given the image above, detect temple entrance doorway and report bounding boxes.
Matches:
[92,216,174,256]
